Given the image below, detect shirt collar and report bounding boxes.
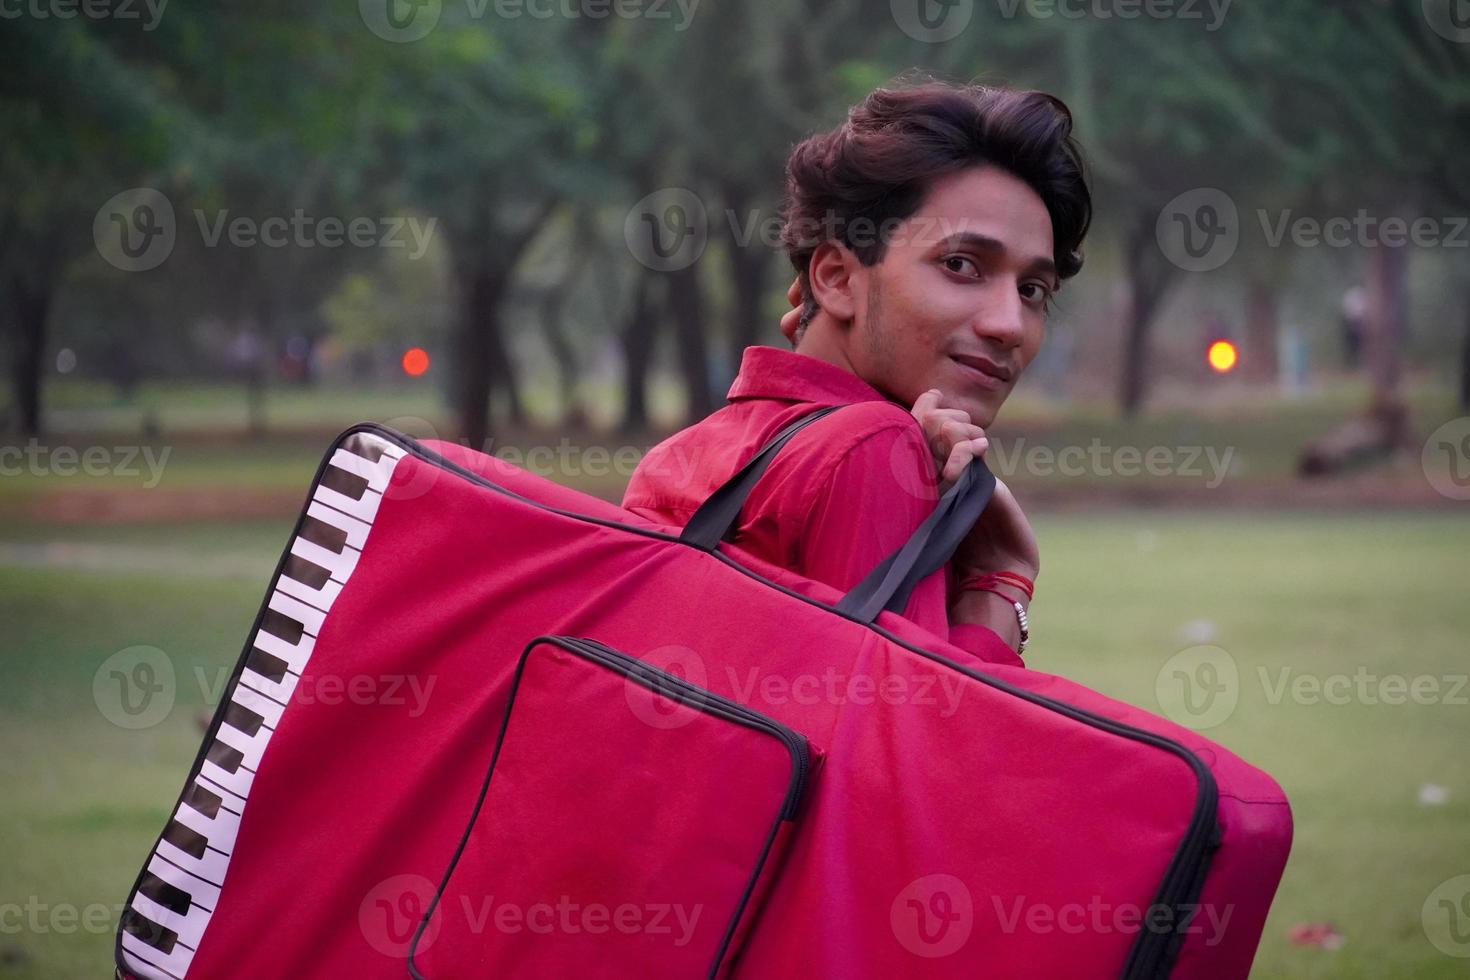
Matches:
[726,345,892,406]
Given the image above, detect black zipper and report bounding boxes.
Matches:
[554,636,810,821]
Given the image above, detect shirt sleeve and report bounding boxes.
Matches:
[787,420,1022,668]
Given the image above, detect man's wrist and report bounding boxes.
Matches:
[950,588,1029,655]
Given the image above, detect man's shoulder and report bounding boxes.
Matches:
[757,400,934,510]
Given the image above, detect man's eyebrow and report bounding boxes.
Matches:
[934,230,1058,283]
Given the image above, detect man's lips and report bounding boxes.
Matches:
[949,353,1014,389]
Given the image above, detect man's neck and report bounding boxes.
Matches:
[793,321,861,378]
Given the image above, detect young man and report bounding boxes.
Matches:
[623,81,1091,667]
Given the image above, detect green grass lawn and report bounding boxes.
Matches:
[1,511,1467,977]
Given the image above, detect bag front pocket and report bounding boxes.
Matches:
[409,635,812,980]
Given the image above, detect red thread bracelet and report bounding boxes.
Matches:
[959,571,1034,601]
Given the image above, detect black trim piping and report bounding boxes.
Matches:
[406,635,809,980]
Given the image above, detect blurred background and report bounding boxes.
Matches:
[1,1,1468,977]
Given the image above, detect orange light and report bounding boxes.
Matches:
[401,347,430,377]
[1207,340,1238,374]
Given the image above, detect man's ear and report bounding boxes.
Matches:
[806,242,861,324]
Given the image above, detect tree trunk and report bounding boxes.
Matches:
[1364,245,1407,400]
[722,182,769,378]
[1458,289,1470,411]
[1245,279,1280,383]
[540,287,586,427]
[6,270,50,437]
[449,200,556,448]
[454,263,497,453]
[665,264,715,425]
[620,272,658,434]
[726,242,767,377]
[486,311,524,428]
[1118,217,1172,418]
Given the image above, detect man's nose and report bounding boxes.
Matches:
[970,279,1026,348]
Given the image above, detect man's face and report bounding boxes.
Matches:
[846,165,1057,428]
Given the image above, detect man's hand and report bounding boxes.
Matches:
[779,276,802,344]
[910,388,1040,583]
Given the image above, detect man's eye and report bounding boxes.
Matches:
[1021,282,1054,308]
[942,255,980,277]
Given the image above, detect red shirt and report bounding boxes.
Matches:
[623,345,1022,668]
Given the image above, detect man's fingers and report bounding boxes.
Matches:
[785,276,801,307]
[911,388,942,418]
[939,418,986,445]
[942,441,975,486]
[778,306,802,343]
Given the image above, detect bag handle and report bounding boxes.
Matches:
[678,405,996,625]
[678,405,844,551]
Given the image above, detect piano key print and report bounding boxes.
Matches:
[118,431,406,980]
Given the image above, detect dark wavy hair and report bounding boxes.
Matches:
[780,80,1092,339]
